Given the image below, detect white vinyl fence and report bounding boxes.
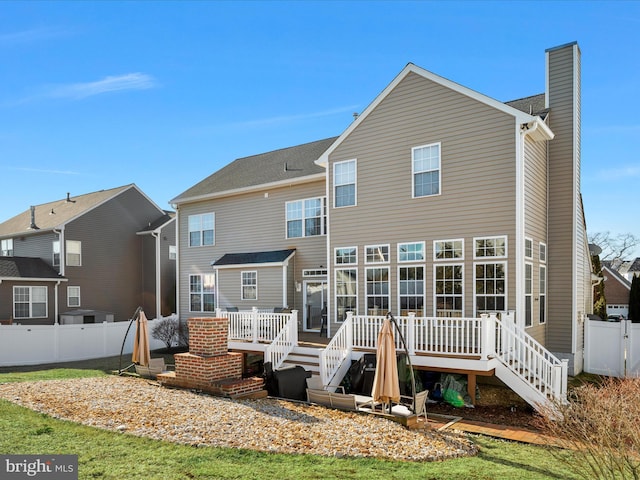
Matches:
[584,318,640,377]
[0,318,166,367]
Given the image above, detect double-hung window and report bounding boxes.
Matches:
[1,238,13,256]
[241,271,257,300]
[366,267,389,315]
[335,268,357,321]
[399,266,424,316]
[189,274,215,312]
[14,286,47,319]
[474,262,506,314]
[67,286,81,307]
[525,238,533,259]
[412,143,441,197]
[286,197,326,238]
[398,242,425,262]
[539,265,547,324]
[525,263,533,327]
[334,159,356,207]
[188,213,215,247]
[66,240,82,266]
[435,264,463,317]
[52,240,60,267]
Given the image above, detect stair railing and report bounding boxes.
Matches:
[264,310,299,370]
[319,312,353,387]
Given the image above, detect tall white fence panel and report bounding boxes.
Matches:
[0,319,166,367]
[584,319,640,377]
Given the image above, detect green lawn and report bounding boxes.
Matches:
[0,360,579,480]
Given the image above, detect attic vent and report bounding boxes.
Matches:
[66,192,75,203]
[29,206,39,230]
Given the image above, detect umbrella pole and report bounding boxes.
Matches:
[387,312,417,414]
[118,306,143,375]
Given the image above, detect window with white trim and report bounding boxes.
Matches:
[241,271,257,300]
[539,265,547,324]
[412,143,441,197]
[474,262,506,314]
[539,243,547,263]
[303,269,327,277]
[525,263,533,327]
[435,264,463,317]
[398,242,425,262]
[525,238,533,259]
[188,213,215,247]
[335,247,357,265]
[434,239,463,260]
[66,240,82,266]
[399,266,424,316]
[365,245,389,264]
[67,286,81,307]
[286,197,326,238]
[334,159,356,207]
[335,268,357,322]
[474,236,507,258]
[13,286,47,319]
[189,274,215,312]
[366,267,389,315]
[169,245,176,260]
[1,238,13,256]
[52,240,60,267]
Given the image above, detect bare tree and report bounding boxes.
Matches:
[589,231,639,262]
[151,316,178,350]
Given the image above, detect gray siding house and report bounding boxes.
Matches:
[0,184,176,324]
[171,42,591,375]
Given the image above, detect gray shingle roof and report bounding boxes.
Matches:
[212,249,296,267]
[171,137,338,204]
[0,256,63,279]
[505,94,548,118]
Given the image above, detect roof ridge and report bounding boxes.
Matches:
[235,136,338,162]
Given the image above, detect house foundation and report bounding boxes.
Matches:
[157,317,266,398]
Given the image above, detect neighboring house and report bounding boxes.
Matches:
[618,257,640,282]
[601,262,631,319]
[0,184,176,324]
[171,42,592,376]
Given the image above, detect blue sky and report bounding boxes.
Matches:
[1,1,639,256]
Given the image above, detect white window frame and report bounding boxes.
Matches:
[473,236,507,259]
[335,268,357,322]
[67,286,81,307]
[188,212,215,247]
[66,240,82,266]
[333,159,357,208]
[189,274,216,312]
[1,238,13,256]
[398,265,425,316]
[365,266,390,316]
[334,246,357,266]
[241,271,257,301]
[169,245,176,260]
[365,244,390,264]
[539,242,547,263]
[13,285,48,319]
[434,263,464,317]
[286,197,326,238]
[303,269,328,277]
[525,238,533,259]
[412,142,441,198]
[52,240,60,267]
[539,265,547,324]
[525,262,533,327]
[434,239,464,261]
[473,261,507,316]
[398,241,425,263]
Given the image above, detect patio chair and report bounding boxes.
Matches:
[135,357,174,379]
[392,390,429,420]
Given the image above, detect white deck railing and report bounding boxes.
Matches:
[218,307,293,343]
[319,313,353,388]
[264,312,299,370]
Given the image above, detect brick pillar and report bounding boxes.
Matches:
[187,317,228,357]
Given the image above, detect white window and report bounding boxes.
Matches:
[525,238,533,259]
[474,236,507,259]
[474,262,506,314]
[398,242,425,262]
[434,239,464,260]
[334,159,356,207]
[539,265,547,324]
[241,271,257,300]
[365,245,389,264]
[399,266,425,316]
[525,263,533,327]
[1,238,13,256]
[539,243,547,263]
[52,240,60,267]
[335,268,357,322]
[335,247,357,265]
[286,197,326,238]
[66,240,82,266]
[188,213,215,247]
[67,286,81,307]
[435,264,463,317]
[169,245,176,260]
[412,143,441,197]
[189,274,215,312]
[303,269,327,277]
[366,267,389,315]
[13,286,47,319]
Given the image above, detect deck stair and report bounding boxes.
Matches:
[280,345,323,374]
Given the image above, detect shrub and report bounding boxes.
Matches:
[151,315,179,350]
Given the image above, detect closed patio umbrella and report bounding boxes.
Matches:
[371,316,400,413]
[132,310,151,367]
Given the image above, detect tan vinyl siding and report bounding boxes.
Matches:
[546,44,580,355]
[217,267,284,309]
[328,72,518,325]
[11,232,58,267]
[177,180,326,320]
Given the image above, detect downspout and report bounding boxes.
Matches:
[152,231,161,319]
[516,124,526,330]
[172,204,180,321]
